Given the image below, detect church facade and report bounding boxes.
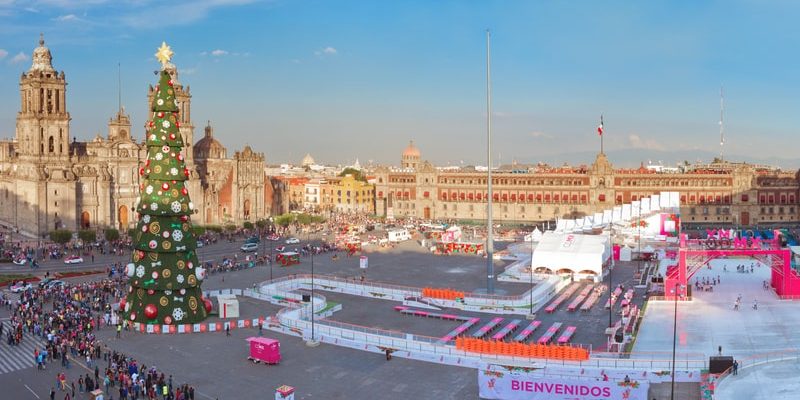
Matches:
[0,37,268,238]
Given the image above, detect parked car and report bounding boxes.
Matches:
[196,240,204,248]
[240,243,259,252]
[267,234,280,241]
[10,281,32,293]
[64,255,84,264]
[12,258,27,266]
[285,237,300,244]
[38,277,55,288]
[245,236,260,245]
[45,279,66,289]
[275,246,285,252]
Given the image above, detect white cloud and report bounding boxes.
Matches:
[315,46,338,56]
[211,49,228,56]
[627,134,665,150]
[53,13,78,21]
[0,49,7,59]
[530,131,553,139]
[10,51,28,64]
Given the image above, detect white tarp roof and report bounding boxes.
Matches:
[531,231,611,275]
[553,191,681,234]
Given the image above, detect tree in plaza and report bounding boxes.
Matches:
[49,229,72,245]
[104,228,120,242]
[78,229,97,244]
[122,43,211,325]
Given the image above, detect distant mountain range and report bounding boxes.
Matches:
[523,148,800,170]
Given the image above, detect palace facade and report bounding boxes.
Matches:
[0,37,268,238]
[374,142,800,226]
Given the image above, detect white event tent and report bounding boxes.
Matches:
[531,231,611,278]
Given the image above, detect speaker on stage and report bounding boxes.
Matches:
[302,294,311,302]
[709,356,734,374]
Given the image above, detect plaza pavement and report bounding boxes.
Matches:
[0,237,679,399]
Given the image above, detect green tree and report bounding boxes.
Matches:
[49,229,72,245]
[191,226,207,236]
[243,221,254,230]
[255,219,268,229]
[339,167,367,182]
[123,63,209,326]
[274,214,294,228]
[224,223,237,232]
[104,228,120,242]
[78,229,97,244]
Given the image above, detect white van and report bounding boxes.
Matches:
[387,229,411,242]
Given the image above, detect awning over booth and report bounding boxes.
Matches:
[531,231,611,275]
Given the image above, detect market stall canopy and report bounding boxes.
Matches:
[531,231,611,275]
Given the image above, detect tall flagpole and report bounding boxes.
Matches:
[600,114,604,154]
[719,86,724,162]
[486,29,495,294]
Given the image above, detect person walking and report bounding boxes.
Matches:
[733,360,739,375]
[225,325,230,337]
[753,299,758,310]
[117,324,122,338]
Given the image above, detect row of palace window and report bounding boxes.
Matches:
[618,179,730,187]
[688,206,796,216]
[438,177,587,186]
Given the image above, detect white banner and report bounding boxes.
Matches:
[479,368,649,400]
[359,256,368,269]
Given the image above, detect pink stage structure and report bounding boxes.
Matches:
[666,231,799,300]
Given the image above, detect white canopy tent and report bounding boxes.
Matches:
[531,231,611,278]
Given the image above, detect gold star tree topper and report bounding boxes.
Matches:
[155,42,174,67]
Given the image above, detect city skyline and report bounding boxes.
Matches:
[1,1,800,167]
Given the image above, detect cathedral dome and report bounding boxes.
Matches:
[402,140,420,158]
[301,153,315,167]
[30,34,56,74]
[195,121,226,159]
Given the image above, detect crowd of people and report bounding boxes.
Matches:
[3,275,199,400]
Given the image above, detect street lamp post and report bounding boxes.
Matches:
[670,283,683,400]
[306,249,319,347]
[268,217,274,281]
[529,235,535,315]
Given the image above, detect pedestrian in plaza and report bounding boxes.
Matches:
[50,388,55,400]
[718,345,722,356]
[117,323,122,338]
[225,324,230,336]
[753,299,758,310]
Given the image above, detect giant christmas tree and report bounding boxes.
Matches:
[122,42,211,325]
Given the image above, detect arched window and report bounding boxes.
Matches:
[48,136,54,153]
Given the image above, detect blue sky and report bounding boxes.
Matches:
[1,0,799,167]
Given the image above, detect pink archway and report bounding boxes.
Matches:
[666,231,799,300]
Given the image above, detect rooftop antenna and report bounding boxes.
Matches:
[118,62,122,112]
[719,86,724,162]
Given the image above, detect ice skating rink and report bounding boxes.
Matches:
[634,258,800,399]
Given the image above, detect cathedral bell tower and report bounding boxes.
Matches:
[16,34,70,160]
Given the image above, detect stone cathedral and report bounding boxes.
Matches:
[0,36,268,239]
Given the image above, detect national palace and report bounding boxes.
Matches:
[374,142,800,226]
[0,36,269,238]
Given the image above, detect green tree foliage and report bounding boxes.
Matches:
[104,228,120,242]
[243,221,254,230]
[339,167,367,182]
[191,226,207,236]
[49,229,73,245]
[255,219,268,229]
[78,229,97,244]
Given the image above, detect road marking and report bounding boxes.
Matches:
[24,384,40,399]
